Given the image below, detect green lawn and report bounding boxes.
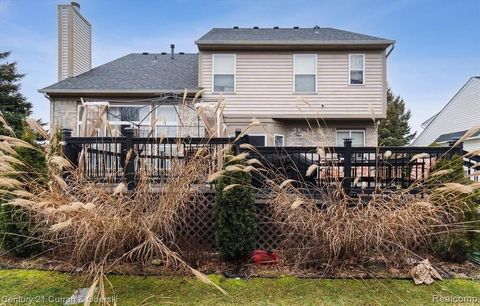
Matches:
[0,269,478,305]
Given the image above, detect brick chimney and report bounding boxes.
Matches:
[57,2,92,81]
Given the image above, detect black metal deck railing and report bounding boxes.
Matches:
[248,142,464,194]
[62,128,233,189]
[464,151,480,182]
[62,129,476,194]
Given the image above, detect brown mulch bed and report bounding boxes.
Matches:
[1,253,479,280]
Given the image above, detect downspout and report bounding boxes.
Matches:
[43,93,54,131]
[383,42,395,126]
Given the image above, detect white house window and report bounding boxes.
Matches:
[107,105,151,136]
[156,105,178,137]
[274,134,285,147]
[249,134,267,147]
[107,106,150,123]
[336,130,365,147]
[213,54,235,92]
[77,103,108,136]
[77,105,87,136]
[349,54,364,85]
[294,54,316,93]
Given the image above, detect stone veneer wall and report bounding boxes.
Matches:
[50,100,78,134]
[285,123,378,147]
[365,126,378,146]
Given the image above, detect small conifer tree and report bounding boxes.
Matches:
[214,155,256,261]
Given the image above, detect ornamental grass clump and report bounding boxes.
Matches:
[428,155,480,262]
[264,183,452,267]
[0,126,47,257]
[237,140,480,268]
[0,112,227,299]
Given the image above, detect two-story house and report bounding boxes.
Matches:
[195,27,394,146]
[40,4,395,147]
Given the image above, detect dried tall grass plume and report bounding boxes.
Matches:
[0,117,228,300]
[257,151,479,268]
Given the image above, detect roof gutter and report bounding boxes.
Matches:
[38,88,201,94]
[196,41,395,52]
[195,39,396,46]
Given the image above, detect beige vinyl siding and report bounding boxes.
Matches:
[72,11,92,76]
[464,138,480,152]
[57,4,91,81]
[200,51,386,119]
[58,6,69,81]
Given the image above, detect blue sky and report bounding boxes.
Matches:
[0,0,479,134]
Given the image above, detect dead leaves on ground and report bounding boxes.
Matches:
[410,259,442,285]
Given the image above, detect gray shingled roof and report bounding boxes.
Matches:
[40,53,198,93]
[196,27,394,46]
[435,130,480,143]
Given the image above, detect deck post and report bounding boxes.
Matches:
[448,137,463,155]
[123,128,136,191]
[233,129,244,155]
[342,138,353,196]
[61,128,78,168]
[240,134,250,152]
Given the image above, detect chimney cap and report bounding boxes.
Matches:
[71,1,80,9]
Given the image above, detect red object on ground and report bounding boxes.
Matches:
[252,250,279,265]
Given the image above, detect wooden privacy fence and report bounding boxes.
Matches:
[62,129,476,194]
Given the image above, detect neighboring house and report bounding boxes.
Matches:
[412,77,480,151]
[40,3,395,146]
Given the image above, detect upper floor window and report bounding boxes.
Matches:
[349,54,364,85]
[213,54,235,92]
[294,54,316,93]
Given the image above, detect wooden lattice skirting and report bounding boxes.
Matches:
[176,192,282,253]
